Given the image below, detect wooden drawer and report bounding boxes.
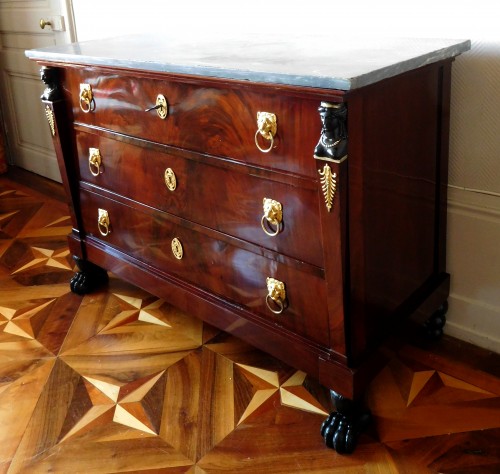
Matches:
[64,68,340,178]
[75,128,325,268]
[79,189,331,346]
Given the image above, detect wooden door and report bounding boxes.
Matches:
[0,0,75,182]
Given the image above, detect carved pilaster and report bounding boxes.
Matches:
[314,102,349,353]
[315,102,347,212]
[40,67,63,138]
[38,66,85,259]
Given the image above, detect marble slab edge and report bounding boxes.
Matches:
[25,39,471,91]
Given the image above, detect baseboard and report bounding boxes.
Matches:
[446,186,500,353]
[447,293,500,353]
[4,165,66,202]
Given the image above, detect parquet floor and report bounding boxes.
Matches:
[0,169,499,473]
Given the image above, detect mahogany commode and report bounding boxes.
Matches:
[27,35,470,453]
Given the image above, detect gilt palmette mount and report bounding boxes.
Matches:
[318,164,337,212]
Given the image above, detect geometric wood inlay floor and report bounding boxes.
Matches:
[1,171,499,473]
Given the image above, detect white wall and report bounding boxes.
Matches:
[73,1,499,43]
[71,0,500,353]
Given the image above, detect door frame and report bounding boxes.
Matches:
[0,0,77,173]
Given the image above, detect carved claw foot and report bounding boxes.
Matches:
[70,256,108,295]
[423,301,448,340]
[320,390,371,454]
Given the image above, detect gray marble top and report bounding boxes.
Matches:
[26,35,470,91]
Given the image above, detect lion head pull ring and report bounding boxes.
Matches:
[261,198,283,237]
[255,111,277,153]
[97,208,111,237]
[266,277,288,315]
[79,83,96,113]
[88,148,103,177]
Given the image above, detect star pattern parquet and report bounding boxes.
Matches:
[1,172,499,473]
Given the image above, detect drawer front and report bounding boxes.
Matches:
[76,130,324,268]
[65,68,338,178]
[80,190,331,345]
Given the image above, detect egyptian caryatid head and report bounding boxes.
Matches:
[314,102,348,160]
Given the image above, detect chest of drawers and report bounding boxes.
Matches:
[27,35,470,453]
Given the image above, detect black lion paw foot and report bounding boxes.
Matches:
[69,257,108,295]
[423,301,448,340]
[320,410,371,454]
[70,271,93,295]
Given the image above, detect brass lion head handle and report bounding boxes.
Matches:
[261,198,283,237]
[97,208,111,236]
[79,83,96,113]
[88,148,103,177]
[265,277,287,314]
[255,111,277,153]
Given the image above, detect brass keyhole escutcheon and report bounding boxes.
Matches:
[79,83,96,113]
[265,277,287,314]
[89,148,103,177]
[261,197,283,237]
[255,111,277,153]
[145,94,168,119]
[97,208,111,236]
[171,237,183,260]
[164,168,177,191]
